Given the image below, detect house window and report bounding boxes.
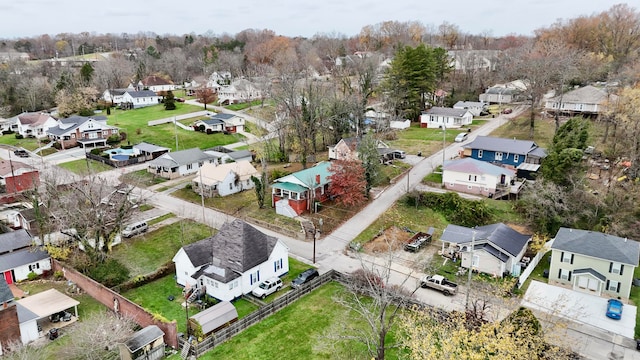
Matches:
[478,150,483,158]
[495,152,503,161]
[187,164,193,170]
[561,252,573,264]
[559,268,572,281]
[250,271,260,285]
[513,154,519,163]
[472,255,479,268]
[608,280,620,292]
[274,258,283,272]
[610,262,624,275]
[28,263,40,271]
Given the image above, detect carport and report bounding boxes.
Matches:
[522,281,636,339]
[16,289,79,326]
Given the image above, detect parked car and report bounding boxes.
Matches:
[122,221,148,238]
[606,299,623,320]
[291,268,319,289]
[252,277,283,299]
[420,274,458,296]
[14,149,29,158]
[502,108,513,114]
[176,98,186,102]
[454,133,468,142]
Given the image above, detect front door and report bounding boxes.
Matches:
[4,270,13,284]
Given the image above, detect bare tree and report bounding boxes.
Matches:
[61,311,136,360]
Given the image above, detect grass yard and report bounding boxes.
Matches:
[110,220,214,277]
[57,158,114,175]
[121,169,169,188]
[631,265,640,338]
[386,121,483,156]
[106,104,242,151]
[199,281,406,360]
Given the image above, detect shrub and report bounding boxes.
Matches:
[53,270,64,280]
[136,128,142,135]
[119,131,127,141]
[206,128,213,134]
[185,183,192,190]
[53,142,62,150]
[14,134,23,139]
[87,258,130,287]
[27,272,38,281]
[269,169,290,182]
[106,134,120,145]
[198,124,206,132]
[90,148,103,155]
[2,130,14,135]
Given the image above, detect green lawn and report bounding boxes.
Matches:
[199,282,405,360]
[0,135,45,151]
[121,169,169,188]
[110,220,214,277]
[106,104,242,151]
[387,122,482,156]
[57,158,115,175]
[631,265,640,338]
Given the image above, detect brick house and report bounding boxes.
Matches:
[0,160,39,194]
[46,115,119,149]
[271,162,333,217]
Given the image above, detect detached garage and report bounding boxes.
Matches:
[16,288,79,339]
[188,301,238,337]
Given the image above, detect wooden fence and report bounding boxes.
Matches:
[85,152,151,168]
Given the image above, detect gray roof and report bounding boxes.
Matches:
[210,113,236,121]
[465,136,546,156]
[423,107,470,117]
[454,101,486,108]
[0,248,50,272]
[183,219,279,283]
[148,148,214,168]
[108,89,127,96]
[228,150,252,160]
[134,142,170,154]
[552,228,640,265]
[572,268,606,282]
[485,87,519,95]
[16,303,38,323]
[444,158,515,177]
[441,223,530,259]
[201,119,224,126]
[0,229,33,253]
[126,90,158,98]
[0,277,12,304]
[550,85,615,104]
[190,301,238,334]
[47,115,110,136]
[124,325,164,353]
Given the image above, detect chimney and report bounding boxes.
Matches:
[315,174,320,184]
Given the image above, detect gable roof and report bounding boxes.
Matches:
[228,150,252,160]
[141,75,174,86]
[126,90,159,98]
[423,107,470,117]
[124,325,164,353]
[210,113,236,121]
[465,136,546,157]
[195,161,258,184]
[441,223,531,260]
[133,142,170,154]
[47,115,112,136]
[189,301,238,334]
[0,229,33,253]
[550,85,616,104]
[444,158,515,177]
[273,161,332,190]
[454,101,485,108]
[552,227,640,265]
[0,160,36,177]
[148,148,214,168]
[0,277,12,304]
[182,219,279,283]
[17,112,55,126]
[0,248,50,273]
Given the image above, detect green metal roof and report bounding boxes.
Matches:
[292,162,332,187]
[271,182,307,193]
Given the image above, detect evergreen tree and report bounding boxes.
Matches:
[164,90,176,110]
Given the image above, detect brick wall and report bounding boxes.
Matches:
[0,304,20,349]
[52,260,178,348]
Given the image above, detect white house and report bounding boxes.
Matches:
[453,101,487,117]
[121,90,161,109]
[192,161,259,197]
[217,79,262,105]
[544,85,617,117]
[172,219,289,302]
[419,107,473,128]
[147,148,217,180]
[136,75,176,93]
[12,112,58,139]
[443,158,516,198]
[101,88,132,105]
[0,229,51,284]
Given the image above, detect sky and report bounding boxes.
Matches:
[0,0,636,39]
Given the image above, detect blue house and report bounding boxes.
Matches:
[462,136,546,178]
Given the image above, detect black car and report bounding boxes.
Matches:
[14,149,29,158]
[291,268,319,289]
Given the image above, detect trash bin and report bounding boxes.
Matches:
[49,328,59,340]
[636,339,640,351]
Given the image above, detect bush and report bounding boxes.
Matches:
[87,258,130,287]
[14,134,23,139]
[185,183,192,190]
[53,142,62,150]
[269,169,290,182]
[53,270,64,280]
[90,148,103,155]
[106,134,120,145]
[27,272,39,281]
[2,130,14,135]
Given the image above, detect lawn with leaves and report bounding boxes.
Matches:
[386,121,483,156]
[121,169,168,188]
[110,220,214,277]
[106,104,242,151]
[57,158,114,175]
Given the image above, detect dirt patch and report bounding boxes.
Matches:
[506,223,531,235]
[364,226,412,253]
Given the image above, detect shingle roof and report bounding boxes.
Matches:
[195,161,258,184]
[124,325,164,353]
[141,75,174,86]
[17,112,55,126]
[444,158,515,177]
[201,119,225,126]
[441,223,530,259]
[148,148,214,168]
[423,107,470,117]
[0,160,36,177]
[126,90,158,98]
[0,277,13,304]
[0,248,50,272]
[183,219,279,283]
[47,115,110,136]
[465,136,545,156]
[454,101,485,108]
[210,113,235,121]
[274,161,333,189]
[550,85,616,104]
[552,228,640,265]
[228,150,252,160]
[0,229,33,253]
[16,303,38,323]
[133,142,170,154]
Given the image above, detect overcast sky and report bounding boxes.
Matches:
[0,0,634,39]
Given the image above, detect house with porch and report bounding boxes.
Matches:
[120,90,161,109]
[0,229,50,285]
[442,158,516,198]
[192,160,259,197]
[271,162,333,218]
[462,136,547,179]
[12,112,58,139]
[194,113,245,134]
[46,115,119,150]
[479,80,528,104]
[453,101,487,117]
[549,228,640,300]
[419,107,473,128]
[544,85,617,117]
[146,148,216,179]
[172,219,289,302]
[440,223,531,278]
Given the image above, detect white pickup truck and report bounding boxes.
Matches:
[420,274,458,296]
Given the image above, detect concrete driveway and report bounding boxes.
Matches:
[523,281,636,339]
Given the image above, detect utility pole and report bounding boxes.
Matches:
[442,122,446,168]
[465,231,476,310]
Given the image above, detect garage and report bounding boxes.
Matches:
[522,281,636,339]
[16,289,80,337]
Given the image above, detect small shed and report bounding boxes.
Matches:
[188,301,238,337]
[119,325,165,360]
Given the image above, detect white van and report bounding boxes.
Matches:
[122,221,148,238]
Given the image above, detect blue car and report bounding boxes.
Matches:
[606,299,623,320]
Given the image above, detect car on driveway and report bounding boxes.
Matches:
[606,299,623,320]
[502,108,513,114]
[252,277,283,299]
[454,133,468,142]
[291,268,319,289]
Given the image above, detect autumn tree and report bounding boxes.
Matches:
[195,87,217,110]
[55,86,99,117]
[328,160,367,207]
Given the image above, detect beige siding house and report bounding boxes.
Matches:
[549,228,640,300]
